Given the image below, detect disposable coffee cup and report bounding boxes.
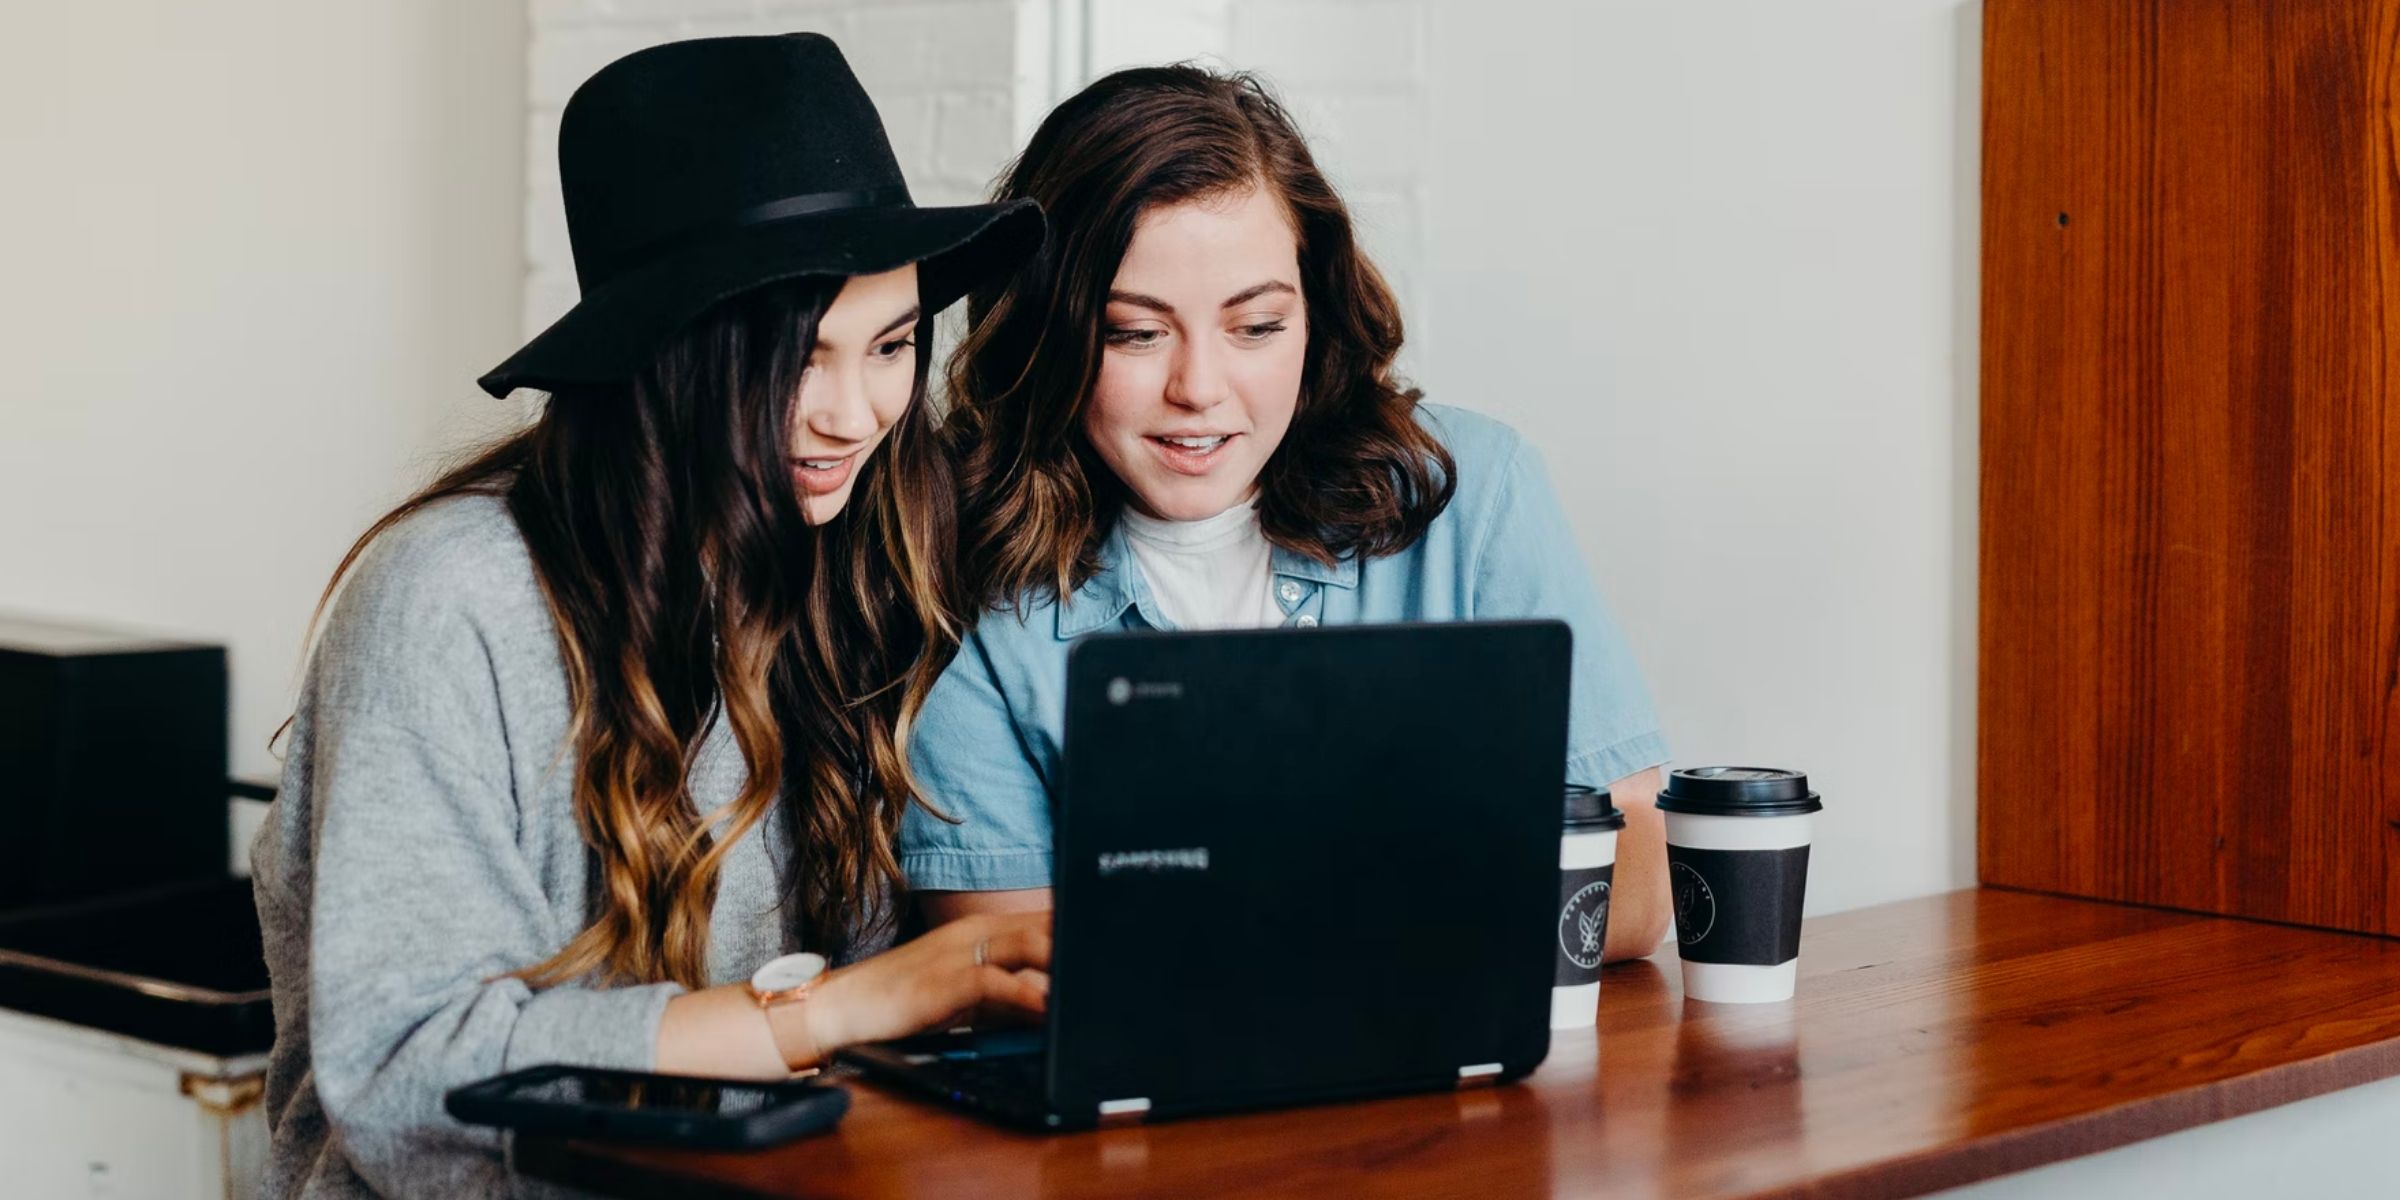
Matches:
[1552,785,1626,1028]
[1657,767,1822,1004]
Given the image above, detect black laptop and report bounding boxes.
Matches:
[840,620,1572,1130]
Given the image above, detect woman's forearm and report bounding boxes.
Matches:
[655,984,793,1080]
[1603,766,1672,961]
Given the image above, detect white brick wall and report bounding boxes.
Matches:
[1230,0,1431,359]
[1085,0,1232,74]
[521,0,1038,339]
[518,0,1433,368]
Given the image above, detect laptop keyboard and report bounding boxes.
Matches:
[848,1029,1051,1121]
[933,1050,1045,1100]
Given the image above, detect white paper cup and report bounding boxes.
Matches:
[1657,767,1821,1006]
[1552,785,1626,1028]
[1552,823,1620,1028]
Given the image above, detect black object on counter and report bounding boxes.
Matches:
[0,877,272,1056]
[0,614,228,909]
[449,1065,851,1149]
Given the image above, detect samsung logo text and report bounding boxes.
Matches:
[1105,677,1184,705]
[1096,848,1211,875]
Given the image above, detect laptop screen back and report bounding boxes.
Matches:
[1050,620,1571,1119]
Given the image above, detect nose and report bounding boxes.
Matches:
[799,362,878,444]
[1163,337,1232,413]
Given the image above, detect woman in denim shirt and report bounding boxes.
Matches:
[904,65,1672,962]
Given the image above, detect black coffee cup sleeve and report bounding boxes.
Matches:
[1554,862,1615,986]
[1669,845,1809,966]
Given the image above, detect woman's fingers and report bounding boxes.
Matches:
[969,912,1053,972]
[817,912,1054,1048]
[976,965,1051,1017]
[954,912,1050,1022]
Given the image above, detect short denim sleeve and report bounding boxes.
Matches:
[899,632,1056,891]
[1469,434,1670,788]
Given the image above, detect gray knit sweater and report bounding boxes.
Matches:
[251,496,877,1198]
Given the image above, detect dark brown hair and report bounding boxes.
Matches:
[296,276,958,989]
[945,64,1455,608]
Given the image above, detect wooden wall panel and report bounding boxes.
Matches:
[1980,0,2400,935]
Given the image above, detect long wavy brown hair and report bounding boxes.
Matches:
[297,276,959,989]
[945,65,1455,609]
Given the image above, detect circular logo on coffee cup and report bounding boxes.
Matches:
[1107,677,1132,706]
[1557,879,1612,970]
[1671,861,1717,945]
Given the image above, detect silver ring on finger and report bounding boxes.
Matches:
[973,937,989,968]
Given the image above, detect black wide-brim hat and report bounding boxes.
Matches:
[479,33,1043,399]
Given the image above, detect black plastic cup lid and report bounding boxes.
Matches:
[1563,784,1627,831]
[1655,766,1822,817]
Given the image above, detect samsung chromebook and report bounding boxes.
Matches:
[839,620,1572,1130]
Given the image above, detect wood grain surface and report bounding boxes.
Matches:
[1979,0,2400,931]
[519,890,2400,1199]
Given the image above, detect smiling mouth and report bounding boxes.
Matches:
[1146,433,1239,475]
[790,451,860,495]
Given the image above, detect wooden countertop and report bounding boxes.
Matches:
[520,889,2400,1199]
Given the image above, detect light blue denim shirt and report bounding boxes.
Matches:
[900,403,1668,892]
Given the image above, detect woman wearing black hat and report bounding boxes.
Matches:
[248,35,1045,1197]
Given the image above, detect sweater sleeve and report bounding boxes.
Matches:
[256,507,682,1197]
[291,714,679,1190]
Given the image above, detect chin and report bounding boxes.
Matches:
[1135,480,1246,522]
[801,488,855,525]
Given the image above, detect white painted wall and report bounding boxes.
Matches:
[1416,1,1982,915]
[0,1,528,784]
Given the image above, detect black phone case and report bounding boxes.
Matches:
[445,1064,850,1150]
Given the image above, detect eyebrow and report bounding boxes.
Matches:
[814,305,921,354]
[1108,281,1299,314]
[872,305,922,340]
[1219,281,1298,308]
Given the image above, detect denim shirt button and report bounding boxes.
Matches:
[1294,614,1319,628]
[1277,580,1304,605]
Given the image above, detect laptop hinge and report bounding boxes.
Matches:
[1457,1063,1504,1089]
[1097,1097,1152,1124]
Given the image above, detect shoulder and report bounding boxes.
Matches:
[1412,402,1532,479]
[353,491,531,587]
[957,592,1068,677]
[330,494,538,636]
[1408,403,1541,535]
[307,494,549,709]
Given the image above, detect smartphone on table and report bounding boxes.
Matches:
[446,1064,849,1150]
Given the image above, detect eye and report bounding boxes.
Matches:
[872,333,917,361]
[1105,327,1165,348]
[1236,321,1288,343]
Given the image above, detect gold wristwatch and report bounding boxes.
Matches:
[747,951,828,1072]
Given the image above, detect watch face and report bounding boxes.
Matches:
[752,952,827,992]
